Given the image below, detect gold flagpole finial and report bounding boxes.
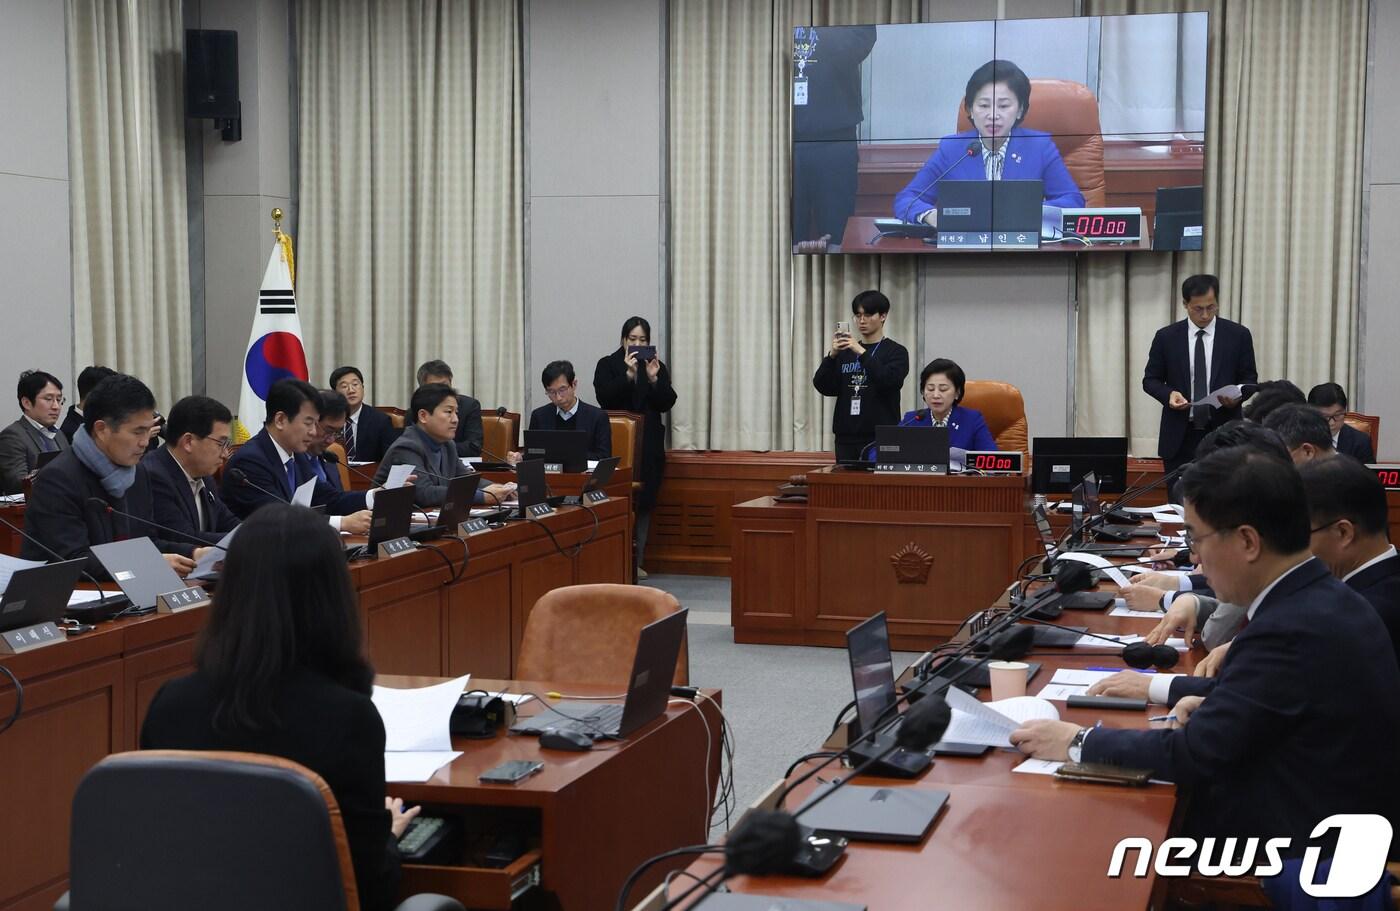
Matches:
[271,207,284,236]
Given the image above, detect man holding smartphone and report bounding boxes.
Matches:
[812,290,909,461]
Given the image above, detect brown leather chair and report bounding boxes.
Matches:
[59,749,462,911]
[960,380,1029,457]
[325,441,351,489]
[1344,411,1380,459]
[606,411,645,493]
[957,78,1106,208]
[515,583,688,686]
[481,409,520,459]
[375,406,406,431]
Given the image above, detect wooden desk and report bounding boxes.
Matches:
[731,469,1026,650]
[387,675,722,911]
[670,605,1189,910]
[0,501,631,911]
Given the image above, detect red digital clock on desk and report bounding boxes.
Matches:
[1369,464,1400,490]
[963,451,1024,474]
[1060,207,1143,243]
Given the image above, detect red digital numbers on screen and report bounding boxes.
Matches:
[1074,216,1130,237]
[1377,469,1400,488]
[972,453,1016,471]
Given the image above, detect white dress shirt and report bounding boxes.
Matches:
[556,400,581,421]
[173,456,207,531]
[981,137,1009,181]
[1187,317,1217,396]
[23,414,59,445]
[1344,545,1399,583]
[269,436,372,532]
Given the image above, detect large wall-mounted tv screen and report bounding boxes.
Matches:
[791,13,1208,254]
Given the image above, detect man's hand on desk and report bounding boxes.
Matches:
[341,509,373,536]
[1009,719,1081,761]
[1194,642,1230,678]
[387,796,421,839]
[505,450,522,467]
[484,482,516,504]
[163,553,196,577]
[1145,596,1197,646]
[1170,695,1205,728]
[1087,671,1153,700]
[1135,567,1184,588]
[1168,391,1190,411]
[1120,582,1171,614]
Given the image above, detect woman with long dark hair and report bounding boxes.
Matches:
[141,504,417,911]
[594,316,677,578]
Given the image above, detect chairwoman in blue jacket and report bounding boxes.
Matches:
[893,59,1084,224]
[874,358,997,456]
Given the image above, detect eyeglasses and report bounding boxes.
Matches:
[1319,410,1347,427]
[1310,518,1343,535]
[36,394,66,406]
[1187,304,1219,317]
[1182,525,1238,550]
[544,385,573,400]
[198,435,233,453]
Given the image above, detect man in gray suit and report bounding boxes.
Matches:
[0,370,71,494]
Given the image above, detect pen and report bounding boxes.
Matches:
[1084,666,1157,674]
[1148,714,1175,723]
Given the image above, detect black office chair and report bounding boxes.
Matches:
[56,750,464,911]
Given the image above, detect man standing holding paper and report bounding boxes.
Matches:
[1143,274,1257,471]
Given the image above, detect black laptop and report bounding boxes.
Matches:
[523,429,588,473]
[1031,437,1128,494]
[794,781,948,844]
[845,613,931,777]
[511,458,548,519]
[433,473,485,529]
[1152,185,1203,251]
[510,609,688,739]
[367,484,416,552]
[936,179,1043,250]
[0,558,86,633]
[874,425,950,473]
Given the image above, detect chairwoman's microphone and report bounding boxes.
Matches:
[900,138,981,223]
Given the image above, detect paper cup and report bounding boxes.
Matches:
[987,661,1029,701]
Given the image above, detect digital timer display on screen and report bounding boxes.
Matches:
[964,451,1023,474]
[1370,465,1400,490]
[1061,209,1144,242]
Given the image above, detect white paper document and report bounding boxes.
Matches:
[1037,684,1090,702]
[383,463,414,490]
[0,554,48,594]
[1049,668,1121,687]
[1110,604,1166,620]
[1054,551,1130,587]
[372,674,471,752]
[943,688,1059,748]
[1013,758,1065,776]
[191,528,238,579]
[383,750,463,783]
[1190,384,1244,409]
[293,477,317,507]
[67,590,108,606]
[1075,632,1143,648]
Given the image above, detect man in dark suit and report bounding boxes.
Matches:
[520,360,612,461]
[1263,403,1337,466]
[306,390,350,491]
[413,360,484,458]
[22,374,202,578]
[1301,456,1400,665]
[60,365,117,443]
[0,369,71,493]
[1013,447,1400,848]
[1308,382,1376,463]
[330,366,400,463]
[1143,274,1258,471]
[222,379,374,534]
[147,395,240,546]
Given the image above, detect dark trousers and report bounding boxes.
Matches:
[1164,426,1211,473]
[792,133,859,243]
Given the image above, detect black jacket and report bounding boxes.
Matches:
[372,425,466,507]
[221,429,368,519]
[146,446,240,546]
[593,349,677,508]
[407,393,484,459]
[1337,423,1376,463]
[1142,318,1258,460]
[140,669,402,911]
[1347,552,1400,667]
[20,449,195,578]
[812,337,909,444]
[1086,558,1400,849]
[526,400,613,461]
[346,405,402,464]
[60,405,83,443]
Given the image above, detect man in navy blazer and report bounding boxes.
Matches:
[222,379,374,534]
[330,366,401,464]
[1012,448,1400,850]
[519,360,612,462]
[1308,382,1377,463]
[1143,274,1258,471]
[146,395,241,546]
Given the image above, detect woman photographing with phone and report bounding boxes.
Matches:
[594,316,677,579]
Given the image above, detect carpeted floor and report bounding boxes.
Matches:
[642,574,919,834]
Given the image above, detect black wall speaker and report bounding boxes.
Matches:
[185,29,239,119]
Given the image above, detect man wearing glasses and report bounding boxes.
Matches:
[519,360,612,462]
[1143,274,1259,472]
[1308,382,1376,462]
[307,389,351,491]
[146,395,242,545]
[0,369,71,493]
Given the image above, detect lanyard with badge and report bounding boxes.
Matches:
[793,27,818,106]
[849,339,881,416]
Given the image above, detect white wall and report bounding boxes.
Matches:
[0,0,72,392]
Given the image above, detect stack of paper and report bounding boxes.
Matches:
[1054,551,1130,587]
[0,554,47,594]
[943,688,1060,748]
[371,674,470,782]
[382,464,414,490]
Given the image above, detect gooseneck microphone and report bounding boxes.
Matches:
[900,138,981,224]
[225,467,292,505]
[83,498,217,552]
[0,511,121,617]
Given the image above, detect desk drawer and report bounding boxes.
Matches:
[400,849,542,909]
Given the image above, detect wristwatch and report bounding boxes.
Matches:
[1067,726,1091,763]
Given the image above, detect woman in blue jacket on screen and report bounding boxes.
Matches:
[893,59,1085,224]
[875,358,997,455]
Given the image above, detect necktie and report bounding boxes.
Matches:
[343,419,356,461]
[285,458,298,496]
[40,432,57,453]
[192,479,208,532]
[1192,328,1209,430]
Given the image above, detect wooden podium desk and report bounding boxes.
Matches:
[0,501,631,911]
[731,469,1027,650]
[669,607,1192,911]
[387,676,722,911]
